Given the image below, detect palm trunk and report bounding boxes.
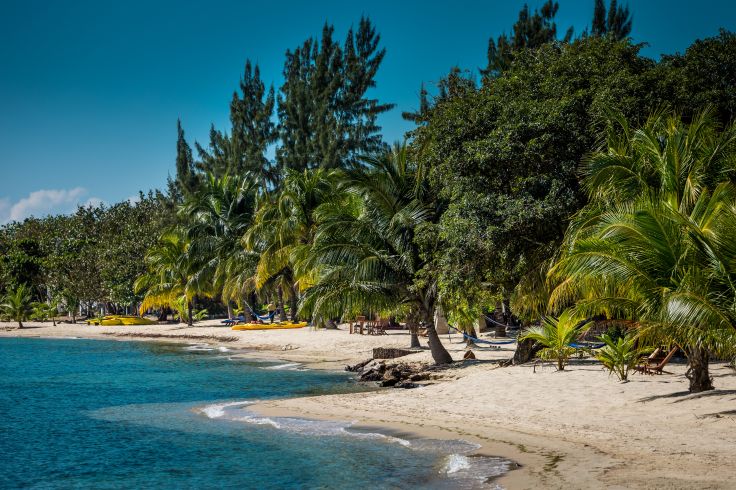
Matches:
[288,286,298,322]
[277,286,285,322]
[686,345,713,392]
[187,301,193,326]
[409,323,421,349]
[466,325,477,347]
[17,320,23,329]
[226,302,233,319]
[426,323,453,365]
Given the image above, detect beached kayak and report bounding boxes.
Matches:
[232,322,308,331]
[87,316,157,326]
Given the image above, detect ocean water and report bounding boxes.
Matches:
[0,338,511,489]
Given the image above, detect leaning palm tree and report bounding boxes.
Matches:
[550,108,736,391]
[181,173,259,313]
[1,284,34,329]
[299,143,453,364]
[244,168,339,321]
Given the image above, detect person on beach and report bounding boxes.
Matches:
[267,302,276,323]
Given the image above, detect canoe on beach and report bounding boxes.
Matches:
[232,322,308,331]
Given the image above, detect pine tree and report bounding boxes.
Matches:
[174,120,198,196]
[592,0,607,37]
[482,1,571,77]
[606,0,632,40]
[277,17,393,171]
[402,83,430,123]
[590,0,632,40]
[230,61,277,186]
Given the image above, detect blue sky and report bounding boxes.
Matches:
[1,0,734,223]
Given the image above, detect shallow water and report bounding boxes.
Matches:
[0,337,510,489]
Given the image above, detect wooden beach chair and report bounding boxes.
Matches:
[635,347,678,375]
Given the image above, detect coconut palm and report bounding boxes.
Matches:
[244,168,339,321]
[550,109,736,391]
[134,229,197,325]
[181,173,259,311]
[300,143,453,364]
[1,284,34,329]
[596,332,650,382]
[520,310,589,370]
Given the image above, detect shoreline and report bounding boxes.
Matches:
[3,321,736,488]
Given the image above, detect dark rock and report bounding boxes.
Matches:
[345,358,373,372]
[409,373,430,382]
[380,377,399,387]
[372,347,416,359]
[394,381,418,389]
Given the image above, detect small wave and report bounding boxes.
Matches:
[444,454,471,474]
[217,346,230,352]
[263,362,301,370]
[199,400,254,418]
[184,344,215,351]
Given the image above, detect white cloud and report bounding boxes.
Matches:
[0,188,105,224]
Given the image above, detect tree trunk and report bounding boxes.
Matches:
[17,320,23,329]
[426,324,453,365]
[686,346,714,392]
[466,325,477,347]
[277,287,285,322]
[288,290,298,322]
[511,336,543,365]
[226,301,233,319]
[157,307,170,322]
[408,323,421,348]
[187,301,193,326]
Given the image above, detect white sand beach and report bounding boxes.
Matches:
[3,320,735,489]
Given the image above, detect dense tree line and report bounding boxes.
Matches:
[3,4,736,391]
[0,193,173,319]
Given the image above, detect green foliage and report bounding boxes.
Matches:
[417,37,657,312]
[192,308,209,322]
[595,332,649,381]
[277,17,394,170]
[1,284,34,328]
[520,311,589,370]
[483,0,572,77]
[550,109,736,391]
[31,300,58,324]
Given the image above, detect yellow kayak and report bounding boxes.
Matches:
[232,322,308,331]
[87,316,156,326]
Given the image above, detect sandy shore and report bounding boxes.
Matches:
[3,320,735,489]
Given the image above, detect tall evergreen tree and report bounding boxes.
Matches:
[483,1,572,77]
[195,61,276,186]
[592,0,607,37]
[230,61,277,186]
[590,0,632,40]
[277,17,393,171]
[174,120,198,196]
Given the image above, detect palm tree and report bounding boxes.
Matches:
[244,168,339,322]
[549,109,736,391]
[134,229,196,325]
[1,284,34,329]
[520,311,588,370]
[181,173,259,313]
[300,143,453,364]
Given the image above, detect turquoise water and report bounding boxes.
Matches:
[0,338,509,489]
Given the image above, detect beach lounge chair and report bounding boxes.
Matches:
[635,346,678,375]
